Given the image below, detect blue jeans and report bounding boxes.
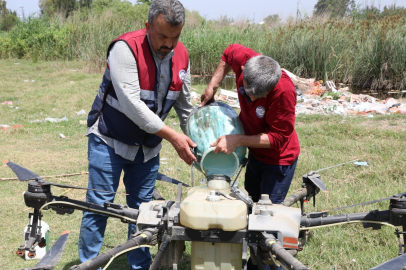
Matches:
[245,153,298,270]
[78,134,159,270]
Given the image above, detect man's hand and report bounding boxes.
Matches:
[155,125,197,165]
[210,135,240,155]
[200,60,232,107]
[169,133,197,165]
[200,86,216,107]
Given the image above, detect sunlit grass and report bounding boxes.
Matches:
[0,59,405,269]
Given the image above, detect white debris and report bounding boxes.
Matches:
[76,109,86,116]
[45,116,68,123]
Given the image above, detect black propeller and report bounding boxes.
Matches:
[22,231,70,270]
[156,172,190,187]
[6,161,42,182]
[5,161,118,194]
[6,161,189,196]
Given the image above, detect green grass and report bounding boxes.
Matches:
[0,59,406,270]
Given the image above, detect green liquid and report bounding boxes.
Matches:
[202,152,238,177]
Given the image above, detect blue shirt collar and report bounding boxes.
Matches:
[238,86,253,103]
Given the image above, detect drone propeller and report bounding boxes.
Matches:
[5,162,120,194]
[22,231,69,270]
[156,172,190,187]
[369,253,406,270]
[6,161,41,182]
[307,172,328,193]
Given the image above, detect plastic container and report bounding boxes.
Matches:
[179,181,248,231]
[24,220,50,260]
[185,102,246,178]
[191,242,242,270]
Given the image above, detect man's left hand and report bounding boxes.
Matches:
[210,135,240,154]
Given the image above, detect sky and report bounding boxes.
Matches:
[8,0,406,23]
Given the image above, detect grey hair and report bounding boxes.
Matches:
[148,0,185,26]
[243,55,282,98]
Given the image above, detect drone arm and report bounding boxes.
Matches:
[45,196,139,223]
[301,210,390,228]
[281,187,309,207]
[68,228,157,270]
[260,233,309,270]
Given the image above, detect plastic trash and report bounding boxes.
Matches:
[59,134,66,139]
[354,161,368,166]
[76,109,86,116]
[29,120,42,123]
[326,81,338,93]
[45,116,68,123]
[1,101,12,105]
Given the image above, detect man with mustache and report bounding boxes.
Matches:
[79,0,196,269]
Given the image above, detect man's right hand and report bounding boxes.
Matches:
[155,125,197,165]
[169,133,197,165]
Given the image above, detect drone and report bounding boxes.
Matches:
[6,160,406,270]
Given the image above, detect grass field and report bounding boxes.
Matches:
[0,59,405,270]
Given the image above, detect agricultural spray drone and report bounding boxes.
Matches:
[7,161,406,270]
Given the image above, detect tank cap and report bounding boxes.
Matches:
[258,194,273,205]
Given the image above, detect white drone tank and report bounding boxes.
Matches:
[183,102,249,269]
[180,175,247,270]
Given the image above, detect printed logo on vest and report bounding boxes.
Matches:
[256,106,266,118]
[179,69,186,82]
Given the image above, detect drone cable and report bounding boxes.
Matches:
[314,159,359,173]
[102,244,153,270]
[326,196,392,212]
[300,220,397,230]
[39,201,138,223]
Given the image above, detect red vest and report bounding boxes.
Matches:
[109,29,189,110]
[87,29,189,147]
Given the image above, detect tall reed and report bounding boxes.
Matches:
[0,10,405,91]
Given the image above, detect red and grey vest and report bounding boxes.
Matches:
[87,29,189,147]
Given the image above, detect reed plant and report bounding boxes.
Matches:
[0,8,405,91]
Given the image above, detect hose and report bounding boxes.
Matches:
[102,244,152,270]
[260,234,309,270]
[149,234,171,270]
[68,229,156,270]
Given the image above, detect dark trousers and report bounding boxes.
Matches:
[244,153,298,270]
[244,153,298,204]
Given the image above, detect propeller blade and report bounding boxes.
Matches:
[6,162,124,194]
[22,231,69,270]
[156,172,190,187]
[369,254,406,270]
[308,174,328,193]
[153,188,165,200]
[6,162,41,181]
